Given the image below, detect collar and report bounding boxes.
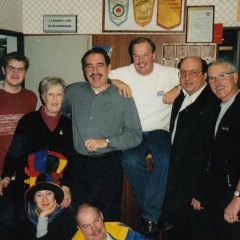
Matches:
[182,83,207,103]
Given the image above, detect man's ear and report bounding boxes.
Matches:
[1,66,6,75]
[100,211,104,220]
[233,72,239,84]
[107,64,111,74]
[203,72,208,81]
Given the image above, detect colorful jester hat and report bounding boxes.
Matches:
[24,150,67,188]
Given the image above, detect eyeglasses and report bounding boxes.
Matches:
[208,72,235,83]
[6,66,26,73]
[178,70,202,78]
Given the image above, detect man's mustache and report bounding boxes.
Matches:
[214,84,225,91]
[137,62,146,66]
[90,73,103,78]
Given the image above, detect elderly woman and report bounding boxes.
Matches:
[0,77,74,210]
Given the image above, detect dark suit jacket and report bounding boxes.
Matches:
[203,92,240,210]
[165,84,220,213]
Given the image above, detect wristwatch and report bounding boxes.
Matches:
[175,85,182,91]
[234,190,240,197]
[105,138,110,147]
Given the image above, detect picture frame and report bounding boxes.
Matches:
[186,6,215,43]
[103,0,186,32]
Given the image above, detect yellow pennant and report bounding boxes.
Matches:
[157,0,183,29]
[132,0,155,27]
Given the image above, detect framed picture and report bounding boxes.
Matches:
[103,0,186,32]
[186,6,215,43]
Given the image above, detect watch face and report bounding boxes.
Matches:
[234,191,240,197]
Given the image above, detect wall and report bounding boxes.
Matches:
[0,0,23,32]
[0,0,240,34]
[24,35,91,109]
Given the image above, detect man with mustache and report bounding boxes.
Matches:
[73,203,149,240]
[109,37,180,238]
[163,56,220,240]
[62,47,142,222]
[199,58,240,239]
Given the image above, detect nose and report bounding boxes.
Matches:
[90,223,97,231]
[12,69,19,74]
[42,194,48,201]
[185,72,191,80]
[139,56,144,62]
[92,65,98,73]
[213,77,221,84]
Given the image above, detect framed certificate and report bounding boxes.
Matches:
[186,6,215,43]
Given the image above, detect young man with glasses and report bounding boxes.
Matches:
[163,56,220,240]
[200,58,240,239]
[0,52,37,240]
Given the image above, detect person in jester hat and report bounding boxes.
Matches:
[0,77,75,211]
[8,150,76,239]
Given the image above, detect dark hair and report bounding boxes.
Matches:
[81,47,110,70]
[1,52,30,70]
[177,56,208,74]
[128,37,156,62]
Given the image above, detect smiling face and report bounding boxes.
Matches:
[208,63,239,103]
[77,207,106,240]
[34,190,55,211]
[42,84,64,116]
[84,53,111,93]
[179,57,207,96]
[2,59,27,92]
[132,41,155,76]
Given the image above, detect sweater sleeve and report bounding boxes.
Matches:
[37,216,48,238]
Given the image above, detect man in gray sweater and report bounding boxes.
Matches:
[62,47,142,222]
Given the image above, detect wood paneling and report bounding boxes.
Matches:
[92,34,186,69]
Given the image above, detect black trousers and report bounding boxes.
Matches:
[70,151,123,222]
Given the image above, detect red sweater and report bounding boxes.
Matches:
[0,87,37,175]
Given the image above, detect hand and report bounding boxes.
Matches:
[162,87,180,104]
[111,79,132,98]
[0,177,10,196]
[85,139,107,152]
[38,199,57,217]
[60,186,72,208]
[224,197,240,223]
[191,198,203,210]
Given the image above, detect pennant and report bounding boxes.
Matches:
[108,0,129,26]
[132,0,155,27]
[157,0,183,30]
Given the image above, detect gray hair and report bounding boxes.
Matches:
[39,77,66,96]
[208,58,237,72]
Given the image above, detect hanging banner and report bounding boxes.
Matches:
[108,0,129,26]
[132,0,155,27]
[157,0,183,30]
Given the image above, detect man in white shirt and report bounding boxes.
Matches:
[109,37,180,239]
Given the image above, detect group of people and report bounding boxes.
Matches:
[0,36,240,240]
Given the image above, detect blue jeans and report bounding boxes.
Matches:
[122,130,171,222]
